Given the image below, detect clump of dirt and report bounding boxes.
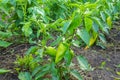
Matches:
[0,21,120,80]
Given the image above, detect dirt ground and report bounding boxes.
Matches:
[0,21,120,80]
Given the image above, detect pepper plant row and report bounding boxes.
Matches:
[0,0,120,80]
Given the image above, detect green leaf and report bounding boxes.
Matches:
[104,9,111,17]
[50,36,62,46]
[116,72,120,76]
[84,17,93,32]
[32,64,50,77]
[32,66,42,77]
[0,20,6,28]
[77,55,92,71]
[70,69,83,80]
[25,46,38,55]
[43,78,49,80]
[91,17,109,34]
[0,31,12,39]
[22,22,32,37]
[2,0,9,3]
[100,11,106,22]
[99,33,106,43]
[37,29,41,38]
[28,0,31,4]
[35,71,48,80]
[64,49,72,66]
[17,9,23,19]
[62,20,72,34]
[77,29,90,45]
[72,40,81,47]
[92,21,99,32]
[0,4,10,16]
[68,12,82,34]
[96,42,106,49]
[18,72,32,80]
[30,7,45,17]
[51,62,59,80]
[91,17,103,29]
[0,40,12,48]
[35,64,50,80]
[35,48,44,57]
[9,0,16,6]
[116,64,120,68]
[0,69,10,74]
[99,61,106,69]
[88,32,98,47]
[107,16,112,29]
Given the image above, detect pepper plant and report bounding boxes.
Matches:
[15,41,93,80]
[0,0,119,48]
[0,0,120,80]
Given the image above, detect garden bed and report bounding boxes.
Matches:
[0,21,120,80]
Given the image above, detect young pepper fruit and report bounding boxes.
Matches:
[55,43,68,63]
[45,46,57,57]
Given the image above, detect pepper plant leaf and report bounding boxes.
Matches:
[77,29,90,46]
[0,40,12,48]
[62,20,72,34]
[77,55,93,71]
[22,22,32,37]
[70,69,83,80]
[84,17,93,32]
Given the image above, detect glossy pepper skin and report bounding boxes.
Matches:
[55,43,68,63]
[45,46,57,57]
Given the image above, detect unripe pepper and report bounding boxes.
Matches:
[55,43,68,63]
[45,46,57,57]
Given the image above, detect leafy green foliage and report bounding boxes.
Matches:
[0,0,120,80]
[15,54,39,71]
[0,69,10,74]
[0,40,12,48]
[0,0,119,48]
[15,41,93,80]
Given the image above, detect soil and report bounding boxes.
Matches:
[0,21,120,80]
